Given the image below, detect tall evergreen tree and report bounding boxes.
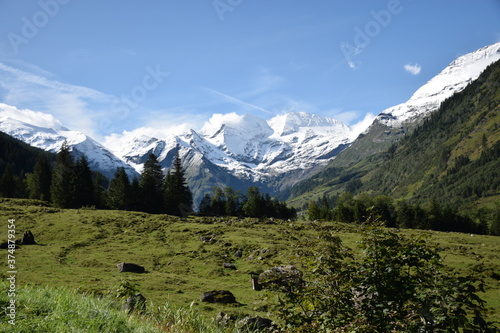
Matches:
[0,164,15,198]
[26,155,52,201]
[51,141,76,208]
[107,167,132,210]
[130,176,141,211]
[92,171,107,209]
[74,155,94,207]
[242,186,264,217]
[140,153,164,213]
[164,151,193,216]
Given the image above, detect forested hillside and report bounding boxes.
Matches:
[289,60,500,214]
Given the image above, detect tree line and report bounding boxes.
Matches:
[198,185,297,220]
[1,141,297,219]
[307,192,500,236]
[0,141,194,216]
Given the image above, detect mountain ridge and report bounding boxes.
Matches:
[1,42,499,207]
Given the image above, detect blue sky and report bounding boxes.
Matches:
[0,0,499,141]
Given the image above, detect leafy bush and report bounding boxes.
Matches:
[266,218,498,332]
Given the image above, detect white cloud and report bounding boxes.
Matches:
[0,61,117,139]
[404,63,422,75]
[0,102,64,129]
[350,112,376,138]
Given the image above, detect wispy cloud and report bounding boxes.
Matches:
[202,87,276,116]
[0,61,117,139]
[404,63,422,75]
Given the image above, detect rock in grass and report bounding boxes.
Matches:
[117,262,145,273]
[223,263,237,270]
[237,316,274,332]
[200,290,236,304]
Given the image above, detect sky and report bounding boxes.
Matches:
[0,0,499,142]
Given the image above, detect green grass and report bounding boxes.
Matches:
[0,282,236,333]
[0,198,499,330]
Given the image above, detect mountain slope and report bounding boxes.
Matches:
[287,42,500,205]
[0,104,138,180]
[104,111,354,205]
[0,130,55,177]
[361,59,500,207]
[289,59,500,210]
[332,42,500,167]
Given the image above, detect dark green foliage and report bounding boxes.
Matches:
[107,167,132,210]
[74,156,94,207]
[0,130,54,177]
[26,155,52,201]
[268,221,496,332]
[0,163,15,197]
[164,151,193,216]
[92,171,108,209]
[140,153,164,214]
[51,141,76,208]
[308,192,490,234]
[199,185,296,220]
[243,186,265,217]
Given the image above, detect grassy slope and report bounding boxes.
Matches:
[1,198,499,327]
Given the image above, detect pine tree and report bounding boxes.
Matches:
[242,186,264,217]
[164,151,192,216]
[108,167,132,210]
[51,141,76,208]
[74,155,94,207]
[130,176,141,211]
[140,153,164,213]
[93,171,107,208]
[0,164,15,197]
[199,193,213,216]
[27,155,52,201]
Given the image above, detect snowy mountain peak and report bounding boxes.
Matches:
[0,104,137,179]
[377,42,500,127]
[268,112,348,137]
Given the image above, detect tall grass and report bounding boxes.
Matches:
[0,283,233,333]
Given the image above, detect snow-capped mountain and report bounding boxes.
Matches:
[1,42,498,206]
[103,111,355,204]
[376,42,500,128]
[0,103,137,179]
[335,42,500,166]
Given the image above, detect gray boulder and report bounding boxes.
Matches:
[117,262,145,273]
[200,290,236,304]
[237,316,274,332]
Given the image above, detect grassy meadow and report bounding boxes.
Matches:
[0,198,499,331]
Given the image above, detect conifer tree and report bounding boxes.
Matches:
[27,155,52,201]
[130,176,141,211]
[199,193,213,216]
[242,186,264,217]
[140,153,164,213]
[0,164,15,197]
[108,167,132,210]
[164,151,193,216]
[92,171,107,208]
[51,141,76,208]
[74,155,94,207]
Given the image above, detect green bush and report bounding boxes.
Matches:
[266,218,498,332]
